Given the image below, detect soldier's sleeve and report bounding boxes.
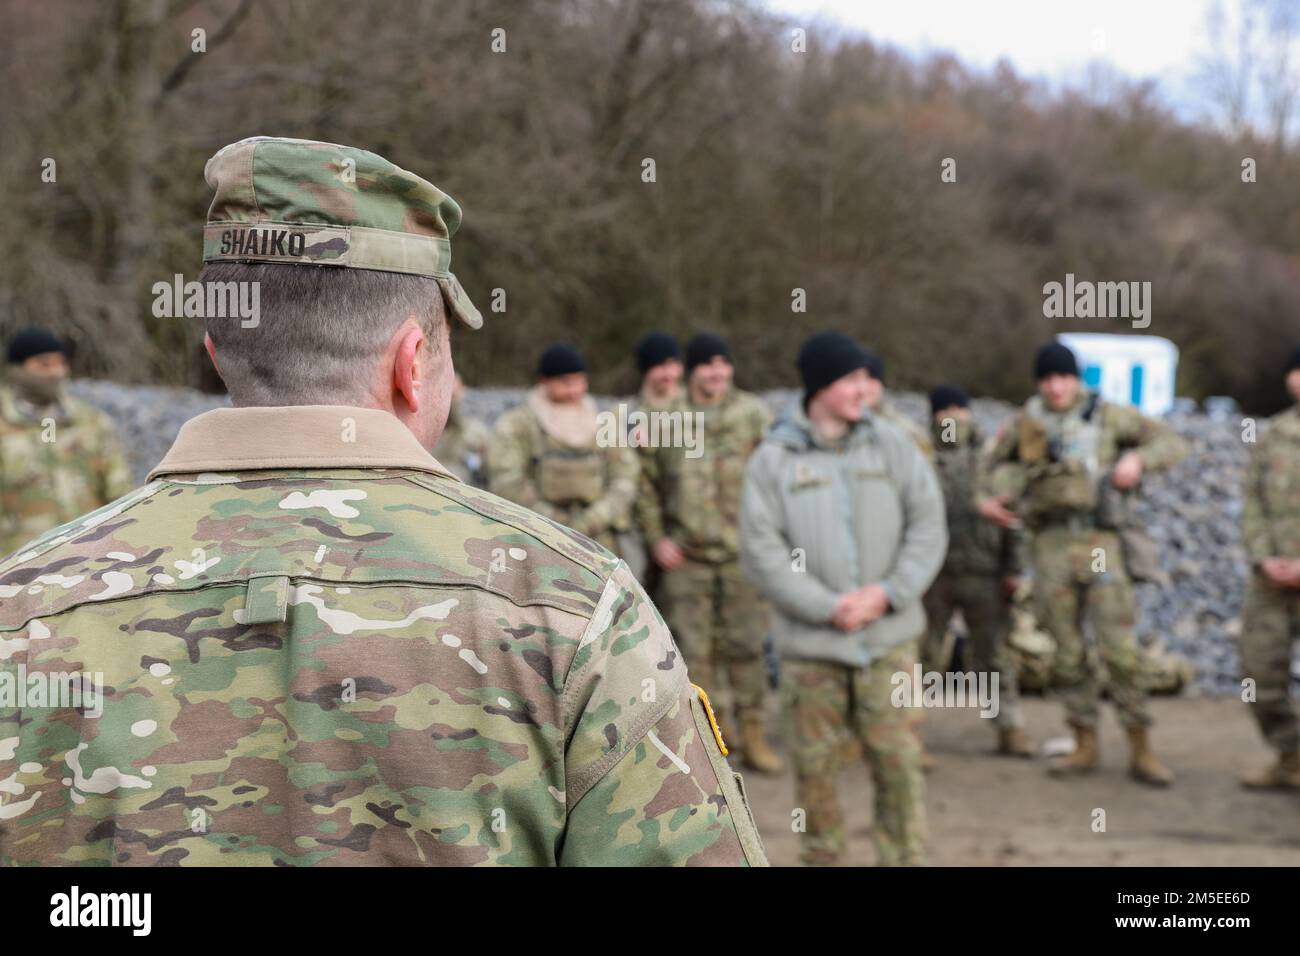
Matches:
[1241,426,1274,564]
[880,437,948,608]
[486,410,562,521]
[92,410,134,503]
[633,445,668,544]
[739,447,842,624]
[976,416,1022,502]
[1119,406,1188,472]
[559,562,767,866]
[570,444,639,538]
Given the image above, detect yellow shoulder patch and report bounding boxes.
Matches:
[692,683,728,756]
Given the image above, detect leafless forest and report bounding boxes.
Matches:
[1,0,1298,411]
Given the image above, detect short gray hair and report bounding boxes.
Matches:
[199,262,446,405]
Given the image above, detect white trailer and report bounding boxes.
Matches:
[1055,333,1179,416]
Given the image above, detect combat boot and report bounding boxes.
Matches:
[997,726,1034,758]
[1048,723,1098,776]
[1240,750,1300,791]
[1126,726,1174,787]
[740,715,784,774]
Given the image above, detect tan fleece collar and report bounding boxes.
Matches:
[148,405,458,481]
[526,385,599,448]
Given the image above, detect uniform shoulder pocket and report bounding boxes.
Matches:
[689,684,769,867]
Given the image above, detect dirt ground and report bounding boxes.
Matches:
[744,695,1300,866]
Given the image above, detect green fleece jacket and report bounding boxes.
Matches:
[739,401,947,667]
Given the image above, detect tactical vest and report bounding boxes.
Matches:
[529,416,605,507]
[1017,392,1104,520]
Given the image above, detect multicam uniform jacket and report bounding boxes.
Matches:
[0,405,766,866]
[0,384,133,559]
[636,388,771,564]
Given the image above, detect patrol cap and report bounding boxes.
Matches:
[202,136,483,329]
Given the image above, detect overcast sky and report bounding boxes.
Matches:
[767,0,1213,116]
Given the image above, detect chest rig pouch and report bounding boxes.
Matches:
[1019,392,1102,516]
[525,404,607,507]
[538,448,604,505]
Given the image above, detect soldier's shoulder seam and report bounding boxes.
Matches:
[0,481,167,576]
[0,576,602,638]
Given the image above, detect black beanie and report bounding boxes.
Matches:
[1034,341,1079,380]
[635,332,680,374]
[1286,345,1300,375]
[797,330,872,402]
[929,384,970,415]
[685,333,730,373]
[7,328,67,365]
[862,349,885,383]
[537,343,586,378]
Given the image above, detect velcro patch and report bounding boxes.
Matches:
[693,683,728,756]
[203,223,351,266]
[243,575,290,625]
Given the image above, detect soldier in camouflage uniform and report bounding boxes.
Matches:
[638,333,781,774]
[623,332,684,588]
[0,136,766,867]
[431,374,489,487]
[979,342,1187,786]
[632,331,683,417]
[488,344,639,558]
[921,384,1032,757]
[863,350,935,462]
[1238,345,1300,791]
[0,329,132,559]
[742,331,946,865]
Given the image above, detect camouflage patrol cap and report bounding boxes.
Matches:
[202,136,482,329]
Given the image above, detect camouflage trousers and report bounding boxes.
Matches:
[1239,576,1300,753]
[782,642,927,866]
[1032,526,1150,729]
[659,557,769,726]
[921,571,1023,729]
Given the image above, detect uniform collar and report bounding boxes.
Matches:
[148,404,459,481]
[0,383,76,426]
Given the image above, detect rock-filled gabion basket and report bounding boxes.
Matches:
[70,380,1273,695]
